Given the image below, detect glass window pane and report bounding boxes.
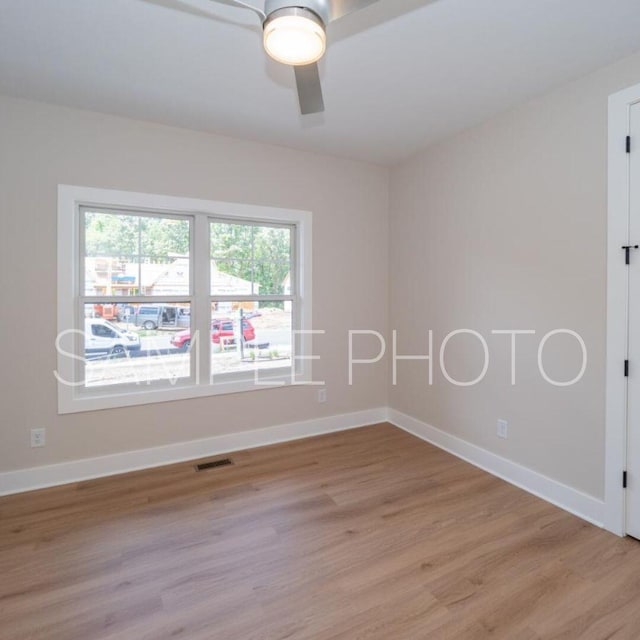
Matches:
[83,303,191,388]
[139,217,190,257]
[210,222,253,260]
[253,261,291,295]
[251,225,292,295]
[141,257,190,297]
[211,260,253,296]
[85,212,139,256]
[83,210,190,297]
[210,303,292,380]
[210,221,292,296]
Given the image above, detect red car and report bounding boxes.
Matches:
[170,318,256,350]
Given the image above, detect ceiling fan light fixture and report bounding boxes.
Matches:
[263,7,326,66]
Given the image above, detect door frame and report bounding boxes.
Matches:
[606,82,640,536]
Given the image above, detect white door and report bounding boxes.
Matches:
[626,101,640,538]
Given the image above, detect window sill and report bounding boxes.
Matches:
[59,368,311,414]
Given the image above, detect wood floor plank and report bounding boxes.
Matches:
[1,423,639,639]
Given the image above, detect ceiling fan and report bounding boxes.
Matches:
[194,0,382,114]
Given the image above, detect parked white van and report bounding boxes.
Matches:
[84,319,141,356]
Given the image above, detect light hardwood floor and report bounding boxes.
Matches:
[1,423,639,639]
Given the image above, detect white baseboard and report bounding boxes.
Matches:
[0,407,388,496]
[387,408,605,528]
[0,406,607,531]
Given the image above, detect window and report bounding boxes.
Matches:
[57,185,312,413]
[210,219,294,379]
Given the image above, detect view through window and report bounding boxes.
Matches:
[80,209,295,389]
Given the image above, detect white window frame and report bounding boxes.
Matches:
[57,185,313,414]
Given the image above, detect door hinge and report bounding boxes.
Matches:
[622,245,639,265]
[625,360,630,377]
[627,136,631,153]
[623,471,628,489]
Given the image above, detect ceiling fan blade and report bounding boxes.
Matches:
[207,0,266,21]
[294,63,325,115]
[328,0,382,22]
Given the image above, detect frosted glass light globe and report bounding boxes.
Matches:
[264,10,326,66]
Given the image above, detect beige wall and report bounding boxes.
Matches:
[390,50,640,500]
[0,96,389,472]
[5,47,640,494]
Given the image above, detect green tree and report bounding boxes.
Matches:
[85,212,189,260]
[211,222,291,306]
[86,213,290,306]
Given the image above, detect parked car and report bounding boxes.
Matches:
[133,305,190,330]
[170,318,256,350]
[116,304,136,322]
[84,319,141,356]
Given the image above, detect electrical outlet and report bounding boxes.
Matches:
[317,388,327,404]
[31,428,46,448]
[497,420,508,440]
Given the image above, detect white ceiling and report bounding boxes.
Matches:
[2,0,640,165]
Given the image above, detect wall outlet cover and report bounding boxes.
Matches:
[30,428,46,448]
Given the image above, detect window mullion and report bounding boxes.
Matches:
[194,215,211,385]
